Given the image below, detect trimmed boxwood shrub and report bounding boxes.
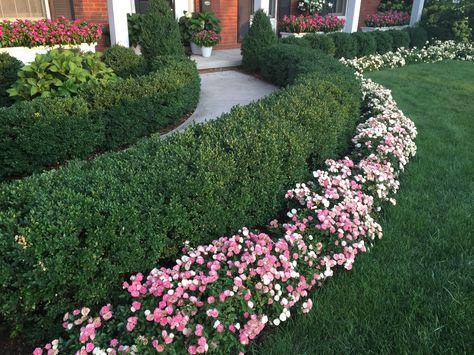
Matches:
[140,0,184,62]
[102,45,148,78]
[0,97,98,178]
[0,58,200,179]
[386,29,411,50]
[372,30,394,54]
[329,32,358,59]
[302,33,337,57]
[0,43,360,341]
[81,58,199,149]
[241,9,277,71]
[352,32,377,57]
[0,53,22,107]
[405,26,429,48]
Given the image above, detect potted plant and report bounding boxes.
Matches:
[362,11,411,32]
[179,11,222,55]
[191,30,221,57]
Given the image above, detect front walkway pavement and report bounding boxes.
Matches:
[164,70,276,136]
[191,49,242,70]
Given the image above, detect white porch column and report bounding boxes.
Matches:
[175,0,195,19]
[343,0,362,33]
[410,0,425,26]
[254,0,270,14]
[107,0,132,47]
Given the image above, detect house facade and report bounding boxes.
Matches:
[1,0,384,50]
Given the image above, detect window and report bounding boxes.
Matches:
[326,0,347,16]
[0,0,49,20]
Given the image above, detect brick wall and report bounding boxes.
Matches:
[74,0,108,50]
[359,0,381,28]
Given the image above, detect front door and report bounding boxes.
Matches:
[238,0,253,41]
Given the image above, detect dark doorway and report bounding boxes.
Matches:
[238,0,253,41]
[277,0,291,24]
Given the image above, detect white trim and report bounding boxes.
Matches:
[343,0,361,33]
[410,0,425,26]
[107,0,130,47]
[42,0,51,18]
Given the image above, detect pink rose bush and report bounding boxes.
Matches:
[0,17,102,48]
[280,14,345,33]
[364,11,410,28]
[34,62,420,353]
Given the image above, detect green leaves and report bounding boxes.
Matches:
[7,49,117,101]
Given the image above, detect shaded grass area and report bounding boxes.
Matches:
[252,61,474,354]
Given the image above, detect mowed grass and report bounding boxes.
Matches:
[251,61,474,354]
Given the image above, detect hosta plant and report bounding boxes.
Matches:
[7,49,116,100]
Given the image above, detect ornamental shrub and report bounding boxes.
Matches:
[102,45,147,78]
[386,29,410,50]
[140,0,184,62]
[303,33,337,57]
[7,49,116,101]
[329,32,358,59]
[0,44,359,341]
[372,30,393,54]
[405,26,428,48]
[0,58,200,179]
[352,32,377,57]
[0,53,22,107]
[241,9,277,71]
[82,58,200,149]
[0,97,100,178]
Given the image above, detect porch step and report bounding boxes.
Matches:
[191,49,242,70]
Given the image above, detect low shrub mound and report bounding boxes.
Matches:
[0,57,200,178]
[406,26,429,48]
[241,9,277,71]
[352,32,377,57]
[329,32,358,59]
[0,53,22,107]
[302,33,337,57]
[372,30,393,54]
[102,45,148,78]
[386,29,411,50]
[0,43,360,342]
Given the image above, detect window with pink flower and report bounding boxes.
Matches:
[0,0,50,20]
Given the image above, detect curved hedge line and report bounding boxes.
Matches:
[0,45,360,341]
[0,57,200,179]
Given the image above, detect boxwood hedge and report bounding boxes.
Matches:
[0,56,199,179]
[0,43,360,341]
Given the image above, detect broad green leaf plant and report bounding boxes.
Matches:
[8,49,116,100]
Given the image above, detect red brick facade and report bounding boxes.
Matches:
[73,0,108,50]
[359,0,381,28]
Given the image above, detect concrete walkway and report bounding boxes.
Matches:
[191,49,242,70]
[164,71,276,136]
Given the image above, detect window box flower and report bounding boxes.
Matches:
[362,11,410,32]
[279,14,345,38]
[0,17,102,63]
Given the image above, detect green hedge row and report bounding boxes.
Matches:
[0,44,360,341]
[281,26,428,59]
[0,56,199,179]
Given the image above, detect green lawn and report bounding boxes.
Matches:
[251,61,474,354]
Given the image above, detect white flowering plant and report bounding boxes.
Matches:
[298,0,327,14]
[340,40,474,73]
[33,40,473,355]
